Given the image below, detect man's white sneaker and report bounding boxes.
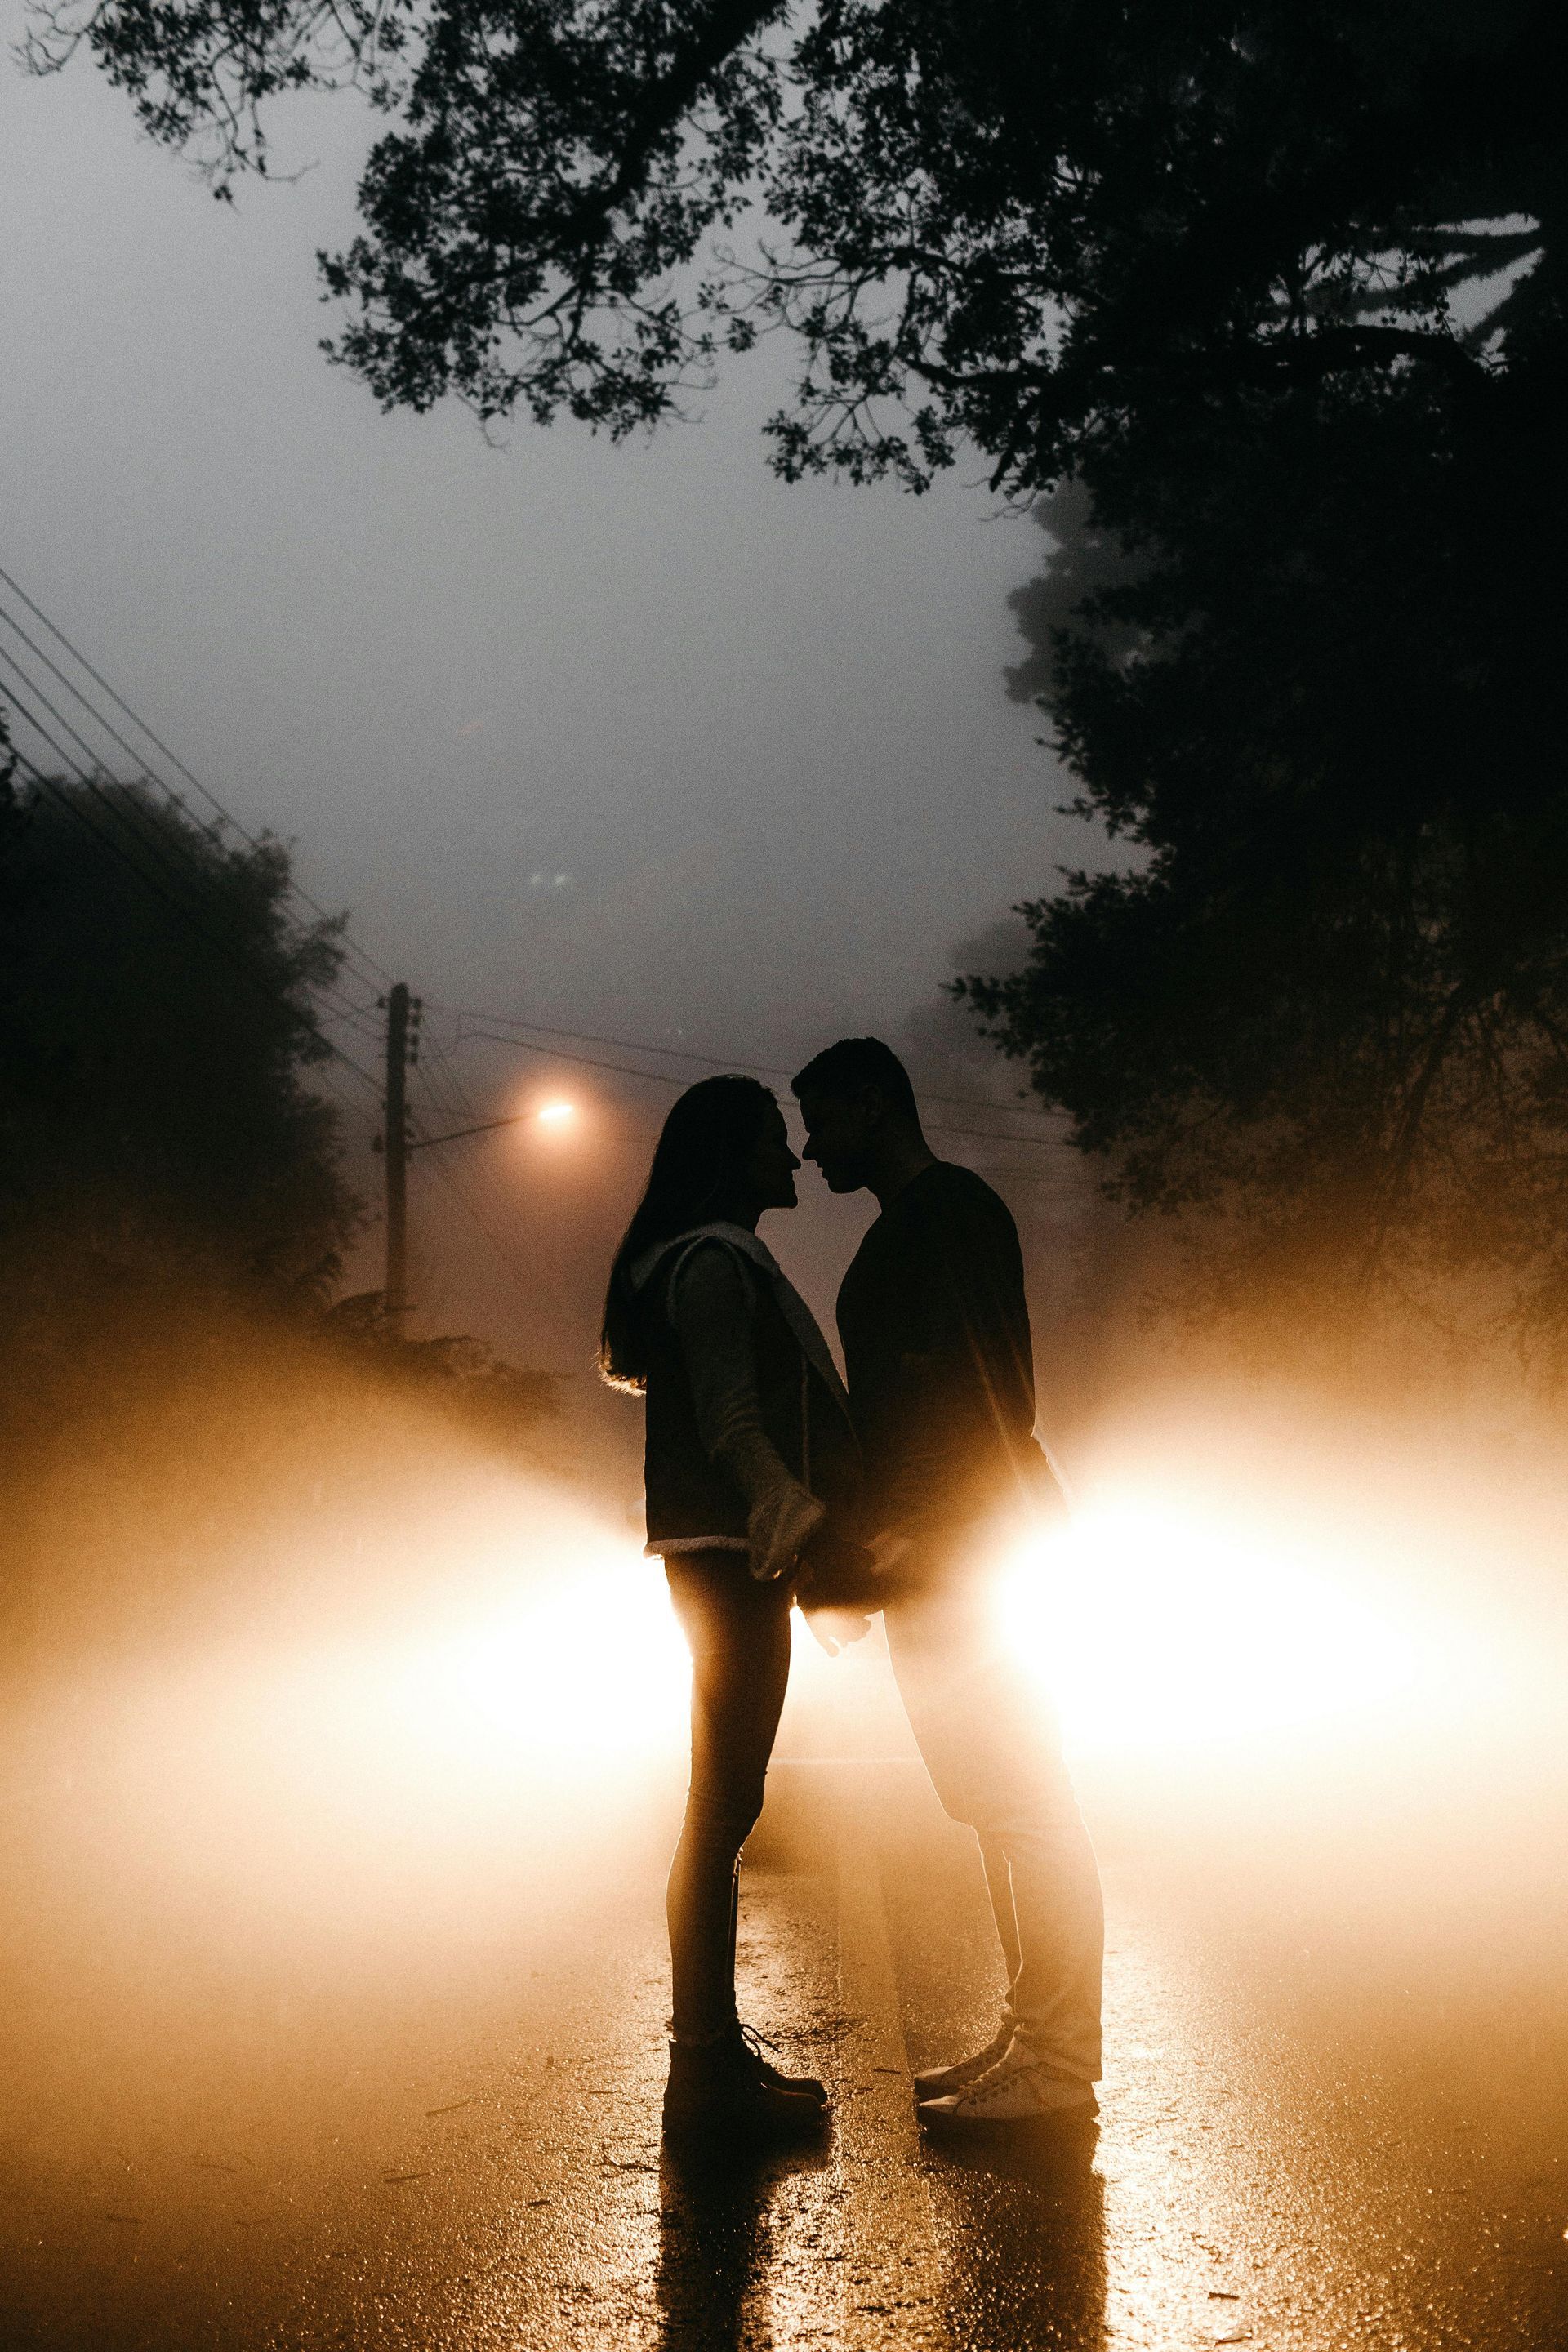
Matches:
[911,2022,1014,2101]
[918,2040,1098,2126]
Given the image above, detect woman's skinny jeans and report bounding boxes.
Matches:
[663,1551,792,2044]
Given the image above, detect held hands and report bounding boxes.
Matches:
[795,1525,881,1655]
[746,1478,889,1654]
[800,1528,911,1650]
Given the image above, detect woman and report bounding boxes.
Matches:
[600,1075,867,2133]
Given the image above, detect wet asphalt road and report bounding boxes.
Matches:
[3,1633,1567,2352]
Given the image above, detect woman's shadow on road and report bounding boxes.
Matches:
[654,2129,833,2350]
[654,2116,1104,2351]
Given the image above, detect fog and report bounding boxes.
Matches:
[0,18,1107,1390]
[7,1335,1567,2341]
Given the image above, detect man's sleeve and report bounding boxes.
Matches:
[878,1187,1040,1533]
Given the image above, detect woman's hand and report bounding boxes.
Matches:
[870,1529,914,1579]
[746,1480,826,1583]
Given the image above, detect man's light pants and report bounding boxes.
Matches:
[883,1562,1104,2083]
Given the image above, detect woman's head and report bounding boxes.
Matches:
[598,1075,798,1390]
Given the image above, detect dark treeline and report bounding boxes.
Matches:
[38,0,1566,1360]
[0,754,355,1312]
[0,746,556,1642]
[968,251,1565,1355]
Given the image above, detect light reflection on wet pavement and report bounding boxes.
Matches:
[2,1671,1566,2350]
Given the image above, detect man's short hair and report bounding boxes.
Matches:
[792,1036,920,1124]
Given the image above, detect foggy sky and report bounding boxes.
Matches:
[0,24,1098,1390]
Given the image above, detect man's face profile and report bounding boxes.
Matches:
[797,1086,880,1192]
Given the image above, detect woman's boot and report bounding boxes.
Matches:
[662,2035,828,2134]
[729,2020,829,2107]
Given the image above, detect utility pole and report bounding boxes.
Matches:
[380,982,421,1318]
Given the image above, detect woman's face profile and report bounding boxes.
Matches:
[744,1103,801,1214]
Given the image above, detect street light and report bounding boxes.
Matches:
[406,1099,579,1154]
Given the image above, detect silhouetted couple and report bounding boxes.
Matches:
[599,1037,1102,2137]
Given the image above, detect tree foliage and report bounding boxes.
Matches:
[960,267,1566,1347]
[0,778,571,1495]
[0,775,360,1312]
[33,1,1568,1339]
[28,2,1559,479]
[322,1290,562,1461]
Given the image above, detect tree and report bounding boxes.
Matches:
[957,307,1566,1349]
[27,3,1558,475]
[0,775,360,1312]
[323,1291,562,1462]
[31,2,1567,1339]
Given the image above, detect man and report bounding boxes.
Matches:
[791,1036,1103,2124]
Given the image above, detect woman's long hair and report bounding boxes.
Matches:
[599,1075,777,1392]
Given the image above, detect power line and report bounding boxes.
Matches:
[412,1039,672,1328]
[311,1063,384,1134]
[453,1023,1074,1152]
[10,744,271,998]
[0,637,111,777]
[413,1041,567,1290]
[2,676,255,942]
[415,1022,1088,1201]
[316,1010,385,1049]
[448,1029,683,1096]
[444,1007,1076,1142]
[407,1110,541,1295]
[419,1152,532,1290]
[0,565,368,945]
[0,572,1088,1199]
[0,658,296,958]
[0,661,385,1086]
[0,564,394,992]
[0,626,388,1038]
[0,653,385,1049]
[312,1040,385,1098]
[0,572,1081,1157]
[6,730,383,1100]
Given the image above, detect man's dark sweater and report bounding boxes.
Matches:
[836,1160,1052,1539]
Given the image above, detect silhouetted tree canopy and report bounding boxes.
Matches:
[34,2,1567,1339]
[961,364,1566,1348]
[29,2,1558,480]
[0,776,359,1312]
[0,778,569,1490]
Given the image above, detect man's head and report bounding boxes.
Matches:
[792,1036,923,1194]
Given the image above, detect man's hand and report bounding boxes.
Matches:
[802,1605,873,1656]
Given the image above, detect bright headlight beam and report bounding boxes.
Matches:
[998,1498,1456,1758]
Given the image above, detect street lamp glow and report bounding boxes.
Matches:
[536,1100,577,1128]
